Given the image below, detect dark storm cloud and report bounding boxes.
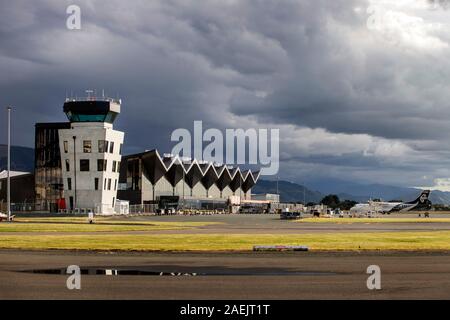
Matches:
[428,0,450,9]
[228,4,450,141]
[1,0,450,188]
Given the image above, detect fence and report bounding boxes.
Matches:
[0,202,44,213]
[129,204,158,214]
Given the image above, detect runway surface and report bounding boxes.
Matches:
[126,213,450,235]
[2,214,450,299]
[1,250,450,299]
[74,213,450,235]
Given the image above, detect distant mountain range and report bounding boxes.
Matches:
[252,180,324,203]
[254,179,450,205]
[3,144,450,205]
[304,177,450,205]
[0,145,34,172]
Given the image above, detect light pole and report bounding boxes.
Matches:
[303,183,306,205]
[276,175,279,197]
[182,168,185,210]
[239,176,242,200]
[72,136,77,210]
[6,106,11,221]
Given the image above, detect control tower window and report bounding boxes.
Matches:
[83,140,92,153]
[98,140,107,153]
[80,159,90,172]
[63,100,120,124]
[97,159,107,172]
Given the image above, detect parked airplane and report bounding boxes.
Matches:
[349,190,432,215]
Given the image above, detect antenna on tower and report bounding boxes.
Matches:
[86,89,94,99]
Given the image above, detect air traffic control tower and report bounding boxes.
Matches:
[58,96,124,214]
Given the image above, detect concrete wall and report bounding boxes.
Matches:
[59,122,124,212]
[173,179,191,198]
[153,176,174,197]
[221,186,233,199]
[191,182,207,198]
[208,184,220,198]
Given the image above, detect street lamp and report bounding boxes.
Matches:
[6,106,11,222]
[72,135,77,210]
[182,168,185,210]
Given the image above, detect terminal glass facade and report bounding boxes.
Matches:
[35,122,70,212]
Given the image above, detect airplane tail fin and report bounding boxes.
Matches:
[406,190,430,204]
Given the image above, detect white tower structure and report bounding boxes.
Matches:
[59,96,124,214]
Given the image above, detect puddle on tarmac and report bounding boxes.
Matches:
[20,266,337,276]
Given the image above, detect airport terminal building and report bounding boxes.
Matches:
[117,150,260,210]
[28,96,261,214]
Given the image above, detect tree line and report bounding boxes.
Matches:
[318,194,357,211]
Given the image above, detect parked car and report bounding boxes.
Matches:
[280,211,302,220]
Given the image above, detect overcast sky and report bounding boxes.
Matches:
[1,0,450,190]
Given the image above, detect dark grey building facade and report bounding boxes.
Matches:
[34,122,70,211]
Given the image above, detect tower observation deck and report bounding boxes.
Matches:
[63,97,121,123]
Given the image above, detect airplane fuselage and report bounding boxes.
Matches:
[349,190,432,215]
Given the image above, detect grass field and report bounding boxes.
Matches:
[0,218,218,233]
[1,231,450,251]
[1,216,450,251]
[297,217,450,224]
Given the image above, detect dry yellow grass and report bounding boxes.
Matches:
[0,231,449,251]
[0,218,219,233]
[297,217,450,224]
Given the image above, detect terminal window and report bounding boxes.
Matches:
[80,159,90,171]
